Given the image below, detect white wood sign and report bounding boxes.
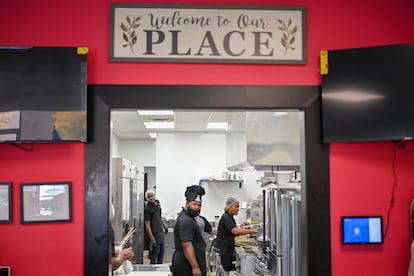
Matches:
[110,4,306,64]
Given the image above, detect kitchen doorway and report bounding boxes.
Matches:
[84,85,330,276]
[110,109,303,267]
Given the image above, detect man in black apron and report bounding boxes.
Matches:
[172,185,207,276]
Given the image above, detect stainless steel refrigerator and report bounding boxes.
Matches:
[255,183,301,276]
[269,186,301,276]
[111,157,145,264]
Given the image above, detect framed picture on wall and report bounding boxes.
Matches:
[0,182,12,223]
[20,182,72,224]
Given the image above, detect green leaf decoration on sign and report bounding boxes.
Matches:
[277,18,298,55]
[120,16,141,54]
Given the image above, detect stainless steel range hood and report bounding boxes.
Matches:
[226,111,302,171]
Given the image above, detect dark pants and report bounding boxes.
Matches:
[172,250,207,276]
[150,242,165,264]
[219,247,234,272]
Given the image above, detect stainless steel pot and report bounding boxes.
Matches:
[256,235,270,248]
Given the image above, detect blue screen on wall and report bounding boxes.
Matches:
[342,216,383,244]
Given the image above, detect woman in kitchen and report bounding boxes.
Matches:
[215,197,257,275]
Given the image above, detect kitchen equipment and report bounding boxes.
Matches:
[274,171,294,183]
[111,157,145,264]
[235,246,255,276]
[256,235,270,249]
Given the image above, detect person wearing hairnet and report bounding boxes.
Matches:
[215,197,257,275]
[172,185,207,276]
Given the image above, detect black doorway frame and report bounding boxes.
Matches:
[84,85,330,276]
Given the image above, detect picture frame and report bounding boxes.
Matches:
[0,182,12,223]
[0,266,10,276]
[20,182,72,223]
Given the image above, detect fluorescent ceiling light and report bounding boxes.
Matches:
[149,133,157,138]
[144,121,175,129]
[137,110,174,116]
[273,112,288,116]
[206,122,228,130]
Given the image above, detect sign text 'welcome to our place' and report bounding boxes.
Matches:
[110,4,306,64]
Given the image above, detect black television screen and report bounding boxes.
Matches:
[341,216,383,244]
[321,43,414,143]
[0,47,87,142]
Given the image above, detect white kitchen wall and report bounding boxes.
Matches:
[114,132,264,222]
[110,130,120,159]
[155,132,227,219]
[201,170,264,224]
[117,139,156,166]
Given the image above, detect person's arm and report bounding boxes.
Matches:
[111,247,134,271]
[182,241,201,276]
[230,226,257,236]
[145,219,157,250]
[145,220,155,241]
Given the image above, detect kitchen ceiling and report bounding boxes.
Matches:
[111,110,229,140]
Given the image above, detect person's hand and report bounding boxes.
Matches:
[241,221,251,229]
[192,266,201,276]
[119,247,134,261]
[150,239,157,250]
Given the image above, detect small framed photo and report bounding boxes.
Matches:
[20,182,72,224]
[0,182,12,223]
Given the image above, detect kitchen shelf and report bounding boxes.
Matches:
[199,179,244,188]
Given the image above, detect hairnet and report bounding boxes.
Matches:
[225,196,239,211]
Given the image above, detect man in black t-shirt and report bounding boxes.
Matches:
[144,189,165,264]
[172,185,207,276]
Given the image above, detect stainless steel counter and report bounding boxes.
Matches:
[125,264,171,276]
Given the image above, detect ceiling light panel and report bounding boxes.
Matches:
[137,110,174,116]
[143,121,175,129]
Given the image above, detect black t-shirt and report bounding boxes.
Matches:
[173,209,205,250]
[144,200,165,243]
[173,209,206,276]
[216,211,237,249]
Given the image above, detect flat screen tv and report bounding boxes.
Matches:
[0,47,87,142]
[321,42,414,143]
[341,216,383,244]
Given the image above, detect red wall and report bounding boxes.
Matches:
[331,142,414,276]
[0,143,84,275]
[0,0,414,275]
